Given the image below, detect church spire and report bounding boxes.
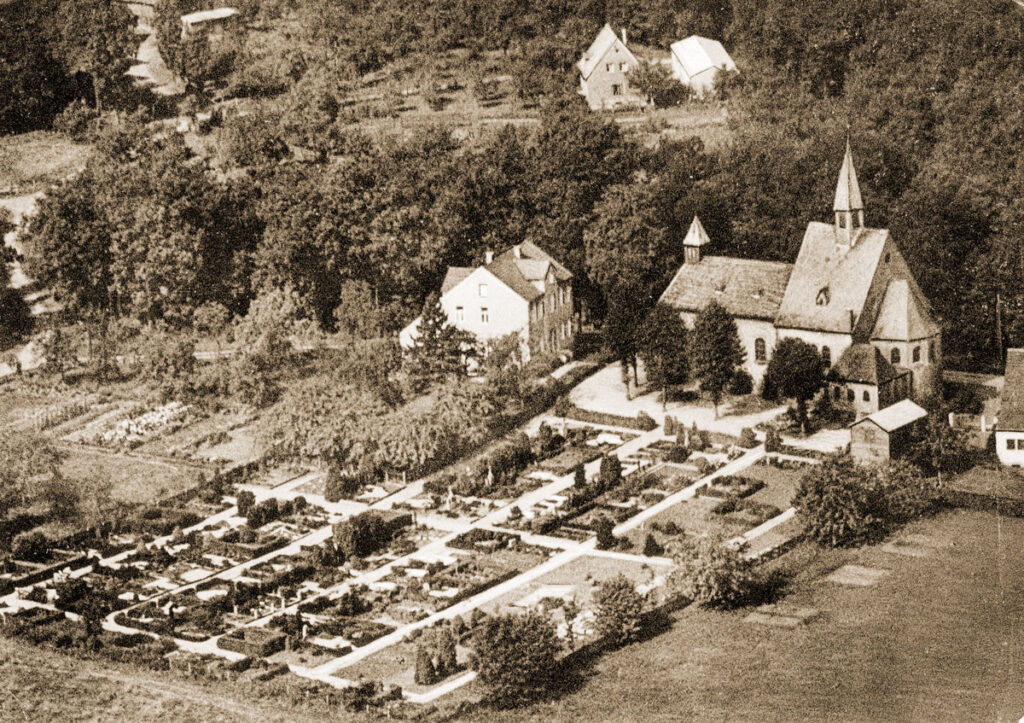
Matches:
[833,137,864,244]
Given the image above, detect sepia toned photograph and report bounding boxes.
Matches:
[1,0,1023,720]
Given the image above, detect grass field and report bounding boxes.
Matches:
[58,445,202,504]
[0,131,93,193]
[463,508,1024,722]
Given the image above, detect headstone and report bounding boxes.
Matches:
[826,564,888,587]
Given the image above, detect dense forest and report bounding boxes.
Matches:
[5,0,1024,368]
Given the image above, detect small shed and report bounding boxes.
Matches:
[669,36,737,96]
[850,399,927,465]
[996,348,1024,466]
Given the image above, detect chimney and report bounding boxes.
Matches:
[513,244,522,258]
[621,28,627,45]
[485,250,494,264]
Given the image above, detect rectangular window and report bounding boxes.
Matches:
[455,306,464,322]
[620,62,628,72]
[478,283,487,297]
[480,307,489,323]
[1007,438,1016,451]
[913,346,921,362]
[606,63,612,72]
[611,84,621,96]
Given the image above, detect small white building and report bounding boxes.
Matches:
[995,348,1024,466]
[669,36,737,97]
[180,7,239,40]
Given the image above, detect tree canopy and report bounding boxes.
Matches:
[691,301,744,415]
[763,337,825,431]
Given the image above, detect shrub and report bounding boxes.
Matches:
[693,457,711,475]
[641,533,664,557]
[594,515,617,550]
[11,531,50,562]
[598,455,622,490]
[764,428,782,453]
[414,644,437,685]
[573,464,586,489]
[636,411,657,431]
[794,457,931,548]
[689,425,707,451]
[593,574,644,648]
[666,443,690,463]
[471,612,561,708]
[738,428,758,448]
[53,99,98,140]
[671,536,759,609]
[728,369,754,395]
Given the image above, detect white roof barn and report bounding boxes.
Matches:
[669,36,737,96]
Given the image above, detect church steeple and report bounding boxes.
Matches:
[833,138,864,245]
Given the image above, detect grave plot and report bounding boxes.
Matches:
[744,603,821,628]
[528,465,689,541]
[333,619,472,694]
[826,564,889,587]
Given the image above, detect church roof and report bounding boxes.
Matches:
[775,222,890,333]
[871,279,942,341]
[855,399,927,433]
[832,343,905,385]
[834,139,863,211]
[578,24,638,80]
[999,349,1024,431]
[659,256,793,321]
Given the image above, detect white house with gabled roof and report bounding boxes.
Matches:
[577,24,646,110]
[400,242,574,361]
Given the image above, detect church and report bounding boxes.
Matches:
[660,141,942,415]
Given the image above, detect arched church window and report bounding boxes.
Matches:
[890,348,901,364]
[863,389,871,402]
[754,338,766,363]
[821,346,831,366]
[913,346,921,363]
[816,287,830,306]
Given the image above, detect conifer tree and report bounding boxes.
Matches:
[408,292,476,383]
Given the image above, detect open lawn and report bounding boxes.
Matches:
[464,508,1024,722]
[741,462,805,510]
[58,445,203,504]
[0,131,93,193]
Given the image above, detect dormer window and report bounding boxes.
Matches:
[816,287,830,306]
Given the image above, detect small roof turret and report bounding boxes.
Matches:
[684,216,711,247]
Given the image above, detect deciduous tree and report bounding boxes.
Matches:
[691,301,744,416]
[470,611,562,708]
[763,337,825,433]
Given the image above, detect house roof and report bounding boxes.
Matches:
[577,24,638,80]
[775,222,890,333]
[659,255,793,321]
[441,267,473,295]
[999,349,1024,431]
[832,343,905,385]
[181,7,237,24]
[484,256,543,302]
[441,242,571,304]
[669,36,736,78]
[871,279,941,341]
[834,139,863,212]
[855,399,928,433]
[492,241,572,282]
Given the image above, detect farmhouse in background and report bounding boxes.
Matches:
[660,141,942,410]
[995,348,1024,466]
[577,24,646,110]
[669,35,737,97]
[849,399,927,465]
[400,242,574,362]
